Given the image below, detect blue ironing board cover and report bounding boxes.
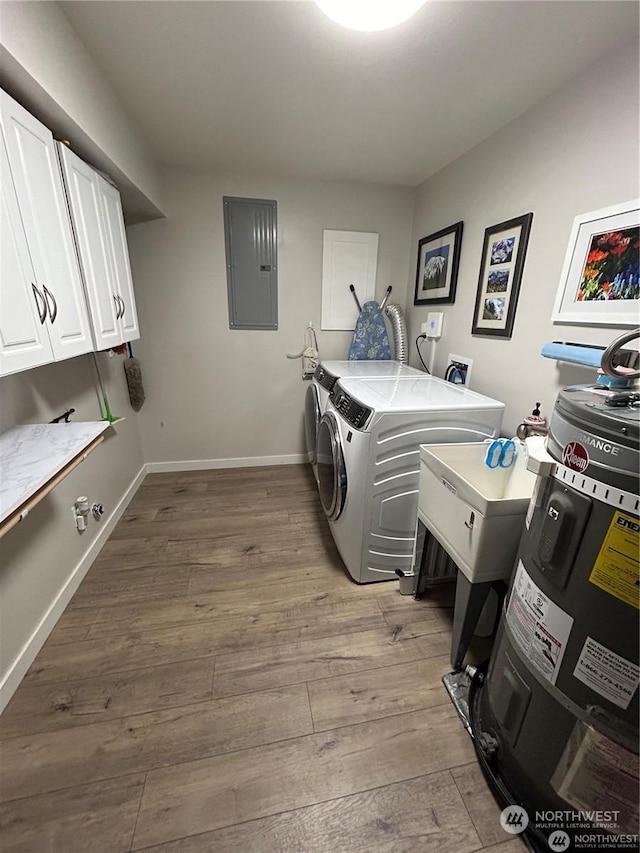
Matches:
[348,301,391,360]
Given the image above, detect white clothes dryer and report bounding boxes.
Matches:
[316,376,505,583]
[304,360,423,471]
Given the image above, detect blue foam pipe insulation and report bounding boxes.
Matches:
[541,342,604,368]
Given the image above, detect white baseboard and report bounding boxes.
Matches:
[0,464,147,714]
[145,454,307,474]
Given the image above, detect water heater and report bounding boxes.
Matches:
[472,383,639,851]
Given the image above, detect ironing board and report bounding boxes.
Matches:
[348,301,391,360]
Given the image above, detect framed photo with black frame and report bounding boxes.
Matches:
[471,212,533,338]
[413,221,463,305]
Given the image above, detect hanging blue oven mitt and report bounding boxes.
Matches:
[348,301,391,360]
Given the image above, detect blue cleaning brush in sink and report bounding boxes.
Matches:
[485,440,504,468]
[484,438,517,469]
[500,439,517,468]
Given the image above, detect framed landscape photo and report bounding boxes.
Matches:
[552,199,640,327]
[414,221,463,305]
[471,212,533,338]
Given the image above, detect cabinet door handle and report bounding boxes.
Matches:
[118,296,126,319]
[42,285,58,324]
[31,284,47,324]
[113,294,122,319]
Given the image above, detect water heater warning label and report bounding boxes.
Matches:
[589,511,639,610]
[573,636,639,710]
[506,562,574,685]
[551,723,640,837]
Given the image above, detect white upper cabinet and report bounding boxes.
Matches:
[0,133,54,375]
[58,144,140,348]
[0,90,92,368]
[98,174,139,342]
[56,144,121,349]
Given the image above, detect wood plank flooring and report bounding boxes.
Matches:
[0,464,526,852]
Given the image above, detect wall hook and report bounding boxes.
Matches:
[49,408,75,424]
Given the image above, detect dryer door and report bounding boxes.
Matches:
[304,383,320,466]
[317,411,347,520]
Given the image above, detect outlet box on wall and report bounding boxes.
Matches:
[422,312,444,339]
[447,353,473,386]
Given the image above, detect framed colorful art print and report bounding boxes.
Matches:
[552,199,639,327]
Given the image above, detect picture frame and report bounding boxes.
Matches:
[413,221,463,305]
[471,212,533,338]
[551,199,639,327]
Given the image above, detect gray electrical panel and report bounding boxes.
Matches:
[223,196,278,330]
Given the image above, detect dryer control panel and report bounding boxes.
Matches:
[314,366,338,392]
[332,387,372,430]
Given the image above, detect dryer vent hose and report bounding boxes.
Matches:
[384,302,408,364]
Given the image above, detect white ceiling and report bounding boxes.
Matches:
[60,0,638,187]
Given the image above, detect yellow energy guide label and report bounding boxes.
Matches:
[589,511,639,609]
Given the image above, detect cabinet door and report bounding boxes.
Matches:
[57,144,121,350]
[0,90,92,361]
[98,175,140,342]
[321,230,378,330]
[0,132,54,375]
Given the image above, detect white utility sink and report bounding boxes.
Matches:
[418,442,538,584]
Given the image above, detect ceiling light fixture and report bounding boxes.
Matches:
[315,0,427,32]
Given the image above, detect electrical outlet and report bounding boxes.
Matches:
[426,312,444,338]
[447,353,473,386]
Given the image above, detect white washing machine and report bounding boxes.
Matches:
[304,360,423,470]
[316,375,505,583]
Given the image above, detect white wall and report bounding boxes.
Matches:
[0,354,145,709]
[0,0,164,222]
[127,171,415,465]
[405,37,640,435]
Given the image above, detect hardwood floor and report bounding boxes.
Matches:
[0,464,525,852]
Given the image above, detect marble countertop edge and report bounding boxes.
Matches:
[0,422,110,522]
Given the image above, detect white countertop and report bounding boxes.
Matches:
[0,422,109,524]
[336,376,505,412]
